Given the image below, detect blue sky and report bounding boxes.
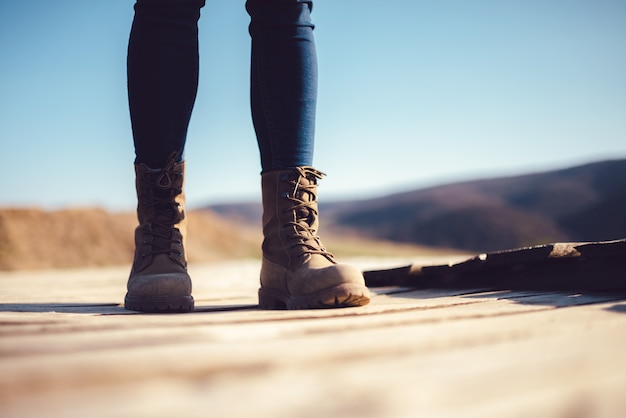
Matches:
[1,0,625,211]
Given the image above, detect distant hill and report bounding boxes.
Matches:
[208,159,626,252]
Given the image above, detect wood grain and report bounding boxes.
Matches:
[1,258,625,418]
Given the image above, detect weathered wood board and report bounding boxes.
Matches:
[1,258,626,418]
[365,239,626,291]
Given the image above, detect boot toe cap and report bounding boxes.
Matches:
[127,272,192,297]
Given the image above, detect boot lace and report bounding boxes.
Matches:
[283,167,334,259]
[138,156,184,259]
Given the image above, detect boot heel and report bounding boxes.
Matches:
[258,288,288,310]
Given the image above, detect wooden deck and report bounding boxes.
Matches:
[1,256,626,418]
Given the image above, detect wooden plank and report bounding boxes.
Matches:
[2,301,626,417]
[1,260,626,418]
[365,239,626,292]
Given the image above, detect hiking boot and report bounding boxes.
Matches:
[259,166,370,309]
[125,153,194,313]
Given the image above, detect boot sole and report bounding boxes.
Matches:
[124,294,194,313]
[258,283,370,310]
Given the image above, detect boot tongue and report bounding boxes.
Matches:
[148,179,183,245]
[295,207,313,224]
[293,177,317,229]
[154,186,182,224]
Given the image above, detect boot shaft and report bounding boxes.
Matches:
[135,158,186,231]
[261,166,333,269]
[132,155,188,272]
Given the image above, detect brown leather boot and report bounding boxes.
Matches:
[125,153,194,313]
[259,167,370,309]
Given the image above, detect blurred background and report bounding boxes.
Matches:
[1,0,625,269]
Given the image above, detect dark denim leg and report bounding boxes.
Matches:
[246,0,317,172]
[128,0,205,168]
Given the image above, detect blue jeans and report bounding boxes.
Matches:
[128,0,317,171]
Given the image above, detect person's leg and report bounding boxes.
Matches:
[246,0,316,172]
[125,0,205,313]
[128,0,205,168]
[246,0,370,309]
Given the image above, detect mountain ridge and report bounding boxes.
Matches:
[208,159,626,252]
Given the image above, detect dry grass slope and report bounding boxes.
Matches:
[0,208,137,270]
[0,208,261,271]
